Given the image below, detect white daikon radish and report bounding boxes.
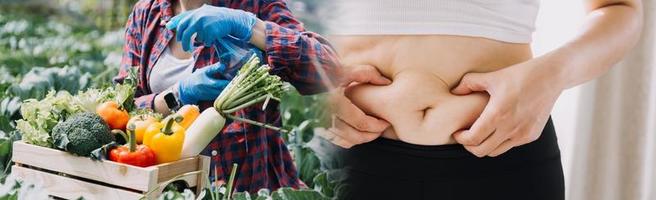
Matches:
[181,108,225,158]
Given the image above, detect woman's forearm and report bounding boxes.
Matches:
[249,19,267,50]
[248,19,340,94]
[539,1,643,90]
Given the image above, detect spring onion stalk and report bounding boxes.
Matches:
[213,55,287,129]
[225,163,238,200]
[181,55,289,158]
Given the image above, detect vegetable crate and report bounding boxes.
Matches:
[10,141,210,200]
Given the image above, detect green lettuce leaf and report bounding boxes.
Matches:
[15,91,83,147]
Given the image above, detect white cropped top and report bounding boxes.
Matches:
[326,0,540,43]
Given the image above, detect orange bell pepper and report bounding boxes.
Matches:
[176,105,200,129]
[96,101,130,130]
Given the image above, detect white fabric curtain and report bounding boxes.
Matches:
[568,1,656,199]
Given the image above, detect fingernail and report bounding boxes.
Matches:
[165,21,175,30]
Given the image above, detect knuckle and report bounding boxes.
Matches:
[466,135,484,146]
[460,138,474,146]
[511,127,531,141]
[353,120,370,131]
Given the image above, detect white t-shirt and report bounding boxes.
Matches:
[149,48,194,94]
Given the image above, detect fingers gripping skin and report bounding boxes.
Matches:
[341,65,392,87]
[487,139,516,157]
[452,102,499,146]
[320,64,392,148]
[450,59,561,157]
[452,72,518,157]
[328,88,390,133]
[315,119,382,149]
[451,72,489,95]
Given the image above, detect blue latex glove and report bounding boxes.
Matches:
[166,4,257,52]
[177,63,230,105]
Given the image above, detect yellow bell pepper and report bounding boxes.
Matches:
[127,114,158,144]
[143,114,185,164]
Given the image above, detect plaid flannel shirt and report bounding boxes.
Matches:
[114,0,339,193]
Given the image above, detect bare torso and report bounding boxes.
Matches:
[331,35,533,145]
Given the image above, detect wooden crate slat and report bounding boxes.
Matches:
[156,156,199,182]
[12,141,158,192]
[197,156,211,194]
[12,165,144,200]
[12,141,211,199]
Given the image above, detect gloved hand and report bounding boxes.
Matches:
[166,4,257,52]
[177,63,230,105]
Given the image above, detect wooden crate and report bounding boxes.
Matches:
[11,141,210,200]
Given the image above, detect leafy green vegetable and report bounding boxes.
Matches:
[113,67,138,112]
[12,67,134,149]
[15,91,83,147]
[71,67,137,114]
[278,89,340,191]
[0,97,20,134]
[52,112,114,156]
[73,88,113,113]
[0,130,20,179]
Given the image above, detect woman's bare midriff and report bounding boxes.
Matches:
[330,35,533,145]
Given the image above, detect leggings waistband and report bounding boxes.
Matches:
[339,117,562,180]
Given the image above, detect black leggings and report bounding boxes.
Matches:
[338,117,564,200]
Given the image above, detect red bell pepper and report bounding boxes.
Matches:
[109,123,157,167]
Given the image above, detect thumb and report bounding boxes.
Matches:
[211,79,230,90]
[204,63,226,76]
[342,65,391,86]
[451,73,488,95]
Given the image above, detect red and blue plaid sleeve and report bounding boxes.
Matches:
[114,2,156,109]
[258,0,340,95]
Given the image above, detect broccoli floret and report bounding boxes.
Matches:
[52,112,115,156]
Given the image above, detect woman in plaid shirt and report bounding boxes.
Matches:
[113,0,338,193]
